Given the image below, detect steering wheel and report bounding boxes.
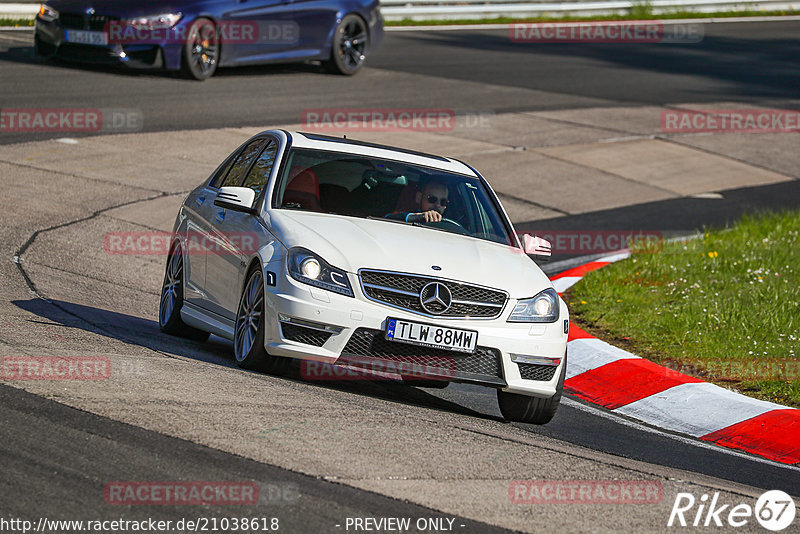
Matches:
[423,217,469,235]
[441,217,465,228]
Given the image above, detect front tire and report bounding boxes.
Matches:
[159,245,211,341]
[234,267,290,374]
[497,352,566,425]
[180,17,219,80]
[323,14,368,75]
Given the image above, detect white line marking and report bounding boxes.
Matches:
[552,276,582,293]
[562,397,800,472]
[386,16,800,31]
[567,337,640,379]
[615,382,789,437]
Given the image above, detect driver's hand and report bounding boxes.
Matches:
[421,210,442,222]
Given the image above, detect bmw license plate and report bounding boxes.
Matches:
[65,30,108,46]
[385,318,477,354]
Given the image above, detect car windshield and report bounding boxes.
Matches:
[272,148,515,246]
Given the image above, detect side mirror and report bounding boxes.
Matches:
[214,186,257,214]
[522,233,552,260]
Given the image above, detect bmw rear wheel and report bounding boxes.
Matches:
[324,14,368,75]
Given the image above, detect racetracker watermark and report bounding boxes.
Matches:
[509,480,664,504]
[1,356,111,381]
[104,482,262,506]
[509,21,703,43]
[662,359,799,382]
[300,359,455,381]
[0,108,143,133]
[104,20,299,45]
[103,231,260,256]
[661,109,800,133]
[302,108,458,132]
[522,230,663,254]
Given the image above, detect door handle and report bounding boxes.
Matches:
[196,195,205,207]
[215,210,225,223]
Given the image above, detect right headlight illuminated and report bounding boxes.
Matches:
[126,13,182,29]
[287,248,353,297]
[507,288,559,323]
[38,4,58,22]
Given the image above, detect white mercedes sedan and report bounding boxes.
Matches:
[160,130,569,424]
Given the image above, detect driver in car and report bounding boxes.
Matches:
[387,181,449,223]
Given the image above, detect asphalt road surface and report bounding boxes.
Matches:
[0,21,799,144]
[1,19,799,533]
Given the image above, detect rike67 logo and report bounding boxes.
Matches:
[668,490,796,531]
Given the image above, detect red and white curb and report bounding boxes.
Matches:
[549,252,800,465]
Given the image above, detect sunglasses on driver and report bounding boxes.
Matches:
[426,195,449,207]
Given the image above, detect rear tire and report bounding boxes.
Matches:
[180,17,219,80]
[323,14,368,75]
[497,352,566,425]
[159,244,211,341]
[234,266,290,374]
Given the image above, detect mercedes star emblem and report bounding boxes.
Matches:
[419,282,452,314]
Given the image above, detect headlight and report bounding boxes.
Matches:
[507,288,559,323]
[38,4,58,22]
[287,248,353,297]
[127,13,182,29]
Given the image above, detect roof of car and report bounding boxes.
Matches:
[282,130,479,178]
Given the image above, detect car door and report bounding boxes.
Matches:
[182,153,238,306]
[290,0,337,54]
[220,0,297,64]
[203,138,279,320]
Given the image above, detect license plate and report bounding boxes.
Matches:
[65,30,108,46]
[385,318,478,354]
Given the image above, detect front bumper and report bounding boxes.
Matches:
[34,18,182,70]
[263,262,569,398]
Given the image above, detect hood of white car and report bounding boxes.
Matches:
[268,211,552,298]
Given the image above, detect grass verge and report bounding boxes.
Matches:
[386,10,800,26]
[565,210,800,407]
[0,18,34,27]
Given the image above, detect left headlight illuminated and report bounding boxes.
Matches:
[127,13,182,29]
[38,4,58,22]
[507,288,559,323]
[287,248,353,297]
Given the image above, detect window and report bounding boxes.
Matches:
[241,141,277,197]
[272,148,514,246]
[220,139,265,188]
[208,153,236,189]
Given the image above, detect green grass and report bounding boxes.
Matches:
[0,18,34,27]
[386,10,800,26]
[566,210,800,407]
[629,0,654,18]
